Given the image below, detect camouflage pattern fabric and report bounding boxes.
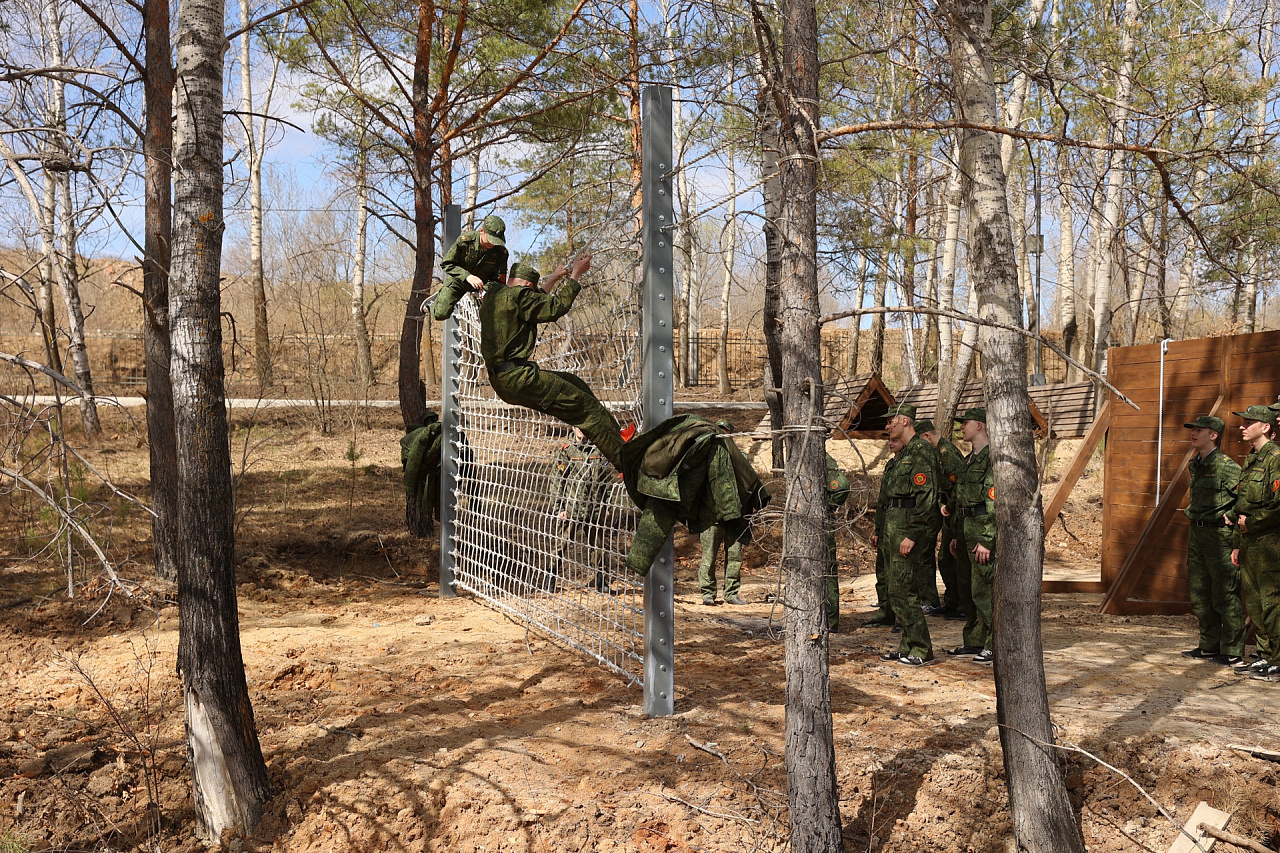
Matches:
[553,439,623,580]
[432,230,508,321]
[479,278,623,468]
[401,412,442,521]
[621,415,770,576]
[1184,448,1245,656]
[699,525,743,599]
[826,454,851,632]
[1234,440,1280,663]
[880,435,937,659]
[868,451,898,625]
[935,437,966,611]
[956,444,995,650]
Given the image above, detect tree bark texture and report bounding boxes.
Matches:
[171,0,271,835]
[945,0,1087,850]
[758,73,785,471]
[776,1,841,850]
[143,0,178,582]
[717,141,736,395]
[352,145,375,388]
[240,0,271,389]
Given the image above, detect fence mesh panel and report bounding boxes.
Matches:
[446,286,646,684]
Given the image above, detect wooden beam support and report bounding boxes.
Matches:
[1043,401,1111,533]
[1100,396,1225,615]
[1042,580,1108,594]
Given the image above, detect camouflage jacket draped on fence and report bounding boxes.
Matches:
[401,412,443,520]
[1234,440,1280,545]
[1184,448,1241,525]
[620,414,770,575]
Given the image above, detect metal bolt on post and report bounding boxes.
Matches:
[440,204,462,598]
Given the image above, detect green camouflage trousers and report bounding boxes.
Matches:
[1186,525,1245,657]
[938,518,961,611]
[869,540,894,625]
[957,529,993,651]
[699,525,742,599]
[491,365,623,469]
[949,527,974,623]
[884,534,933,659]
[914,522,943,609]
[1240,530,1280,665]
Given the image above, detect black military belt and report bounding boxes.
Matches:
[886,498,916,508]
[492,358,534,375]
[1191,517,1230,528]
[958,505,988,518]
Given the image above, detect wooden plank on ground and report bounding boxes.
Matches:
[1166,800,1230,853]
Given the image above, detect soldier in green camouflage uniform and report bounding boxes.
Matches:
[917,420,967,620]
[553,429,620,594]
[863,434,903,628]
[433,214,510,321]
[1229,405,1280,680]
[1180,415,1245,666]
[826,453,852,632]
[947,407,996,664]
[479,256,624,469]
[876,403,936,665]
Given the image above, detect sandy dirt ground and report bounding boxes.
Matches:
[0,405,1277,853]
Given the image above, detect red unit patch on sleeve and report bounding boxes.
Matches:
[988,487,996,500]
[948,473,957,483]
[913,472,927,486]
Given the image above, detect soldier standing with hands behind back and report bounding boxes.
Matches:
[947,408,996,664]
[1230,405,1280,680]
[1180,415,1244,667]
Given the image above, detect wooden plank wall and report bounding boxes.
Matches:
[1103,331,1280,611]
[1029,381,1097,438]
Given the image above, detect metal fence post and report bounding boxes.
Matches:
[642,85,676,717]
[439,204,462,598]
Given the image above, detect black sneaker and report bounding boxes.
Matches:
[1181,647,1219,660]
[1235,658,1268,674]
[891,625,903,633]
[899,654,932,667]
[1216,654,1244,667]
[922,605,947,616]
[946,645,982,656]
[942,609,967,621]
[879,651,902,662]
[724,595,747,606]
[973,649,994,664]
[702,595,718,606]
[861,618,894,628]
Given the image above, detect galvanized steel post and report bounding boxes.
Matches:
[439,204,462,598]
[641,86,676,717]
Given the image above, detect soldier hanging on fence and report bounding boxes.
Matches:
[432,214,509,321]
[478,255,627,469]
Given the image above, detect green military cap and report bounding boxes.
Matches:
[508,261,540,285]
[914,419,936,433]
[1183,415,1224,434]
[886,402,916,419]
[481,214,507,246]
[1232,404,1278,425]
[954,407,986,424]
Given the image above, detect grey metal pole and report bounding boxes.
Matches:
[439,204,462,598]
[641,85,676,717]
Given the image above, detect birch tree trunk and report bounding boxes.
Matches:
[171,0,271,834]
[776,0,841,848]
[351,145,375,388]
[756,59,785,469]
[846,251,868,376]
[240,0,271,389]
[464,146,480,231]
[868,253,889,376]
[1243,0,1273,333]
[717,143,736,395]
[936,143,963,414]
[41,0,100,436]
[143,0,178,581]
[946,0,1086,849]
[1088,0,1140,374]
[1056,144,1079,378]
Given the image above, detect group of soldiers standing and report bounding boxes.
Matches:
[864,403,997,667]
[1182,404,1280,682]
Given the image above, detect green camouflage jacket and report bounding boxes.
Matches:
[880,434,938,544]
[553,440,615,523]
[479,278,582,370]
[401,412,442,520]
[956,444,995,550]
[621,414,770,575]
[1234,440,1280,544]
[1184,448,1240,525]
[826,453,851,513]
[874,452,898,537]
[441,230,508,293]
[936,437,965,520]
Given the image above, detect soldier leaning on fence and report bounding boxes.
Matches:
[875,403,937,667]
[553,428,618,595]
[946,407,996,665]
[432,214,510,322]
[916,420,967,621]
[1179,415,1245,668]
[864,433,903,629]
[479,256,626,470]
[825,453,852,633]
[1229,405,1280,681]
